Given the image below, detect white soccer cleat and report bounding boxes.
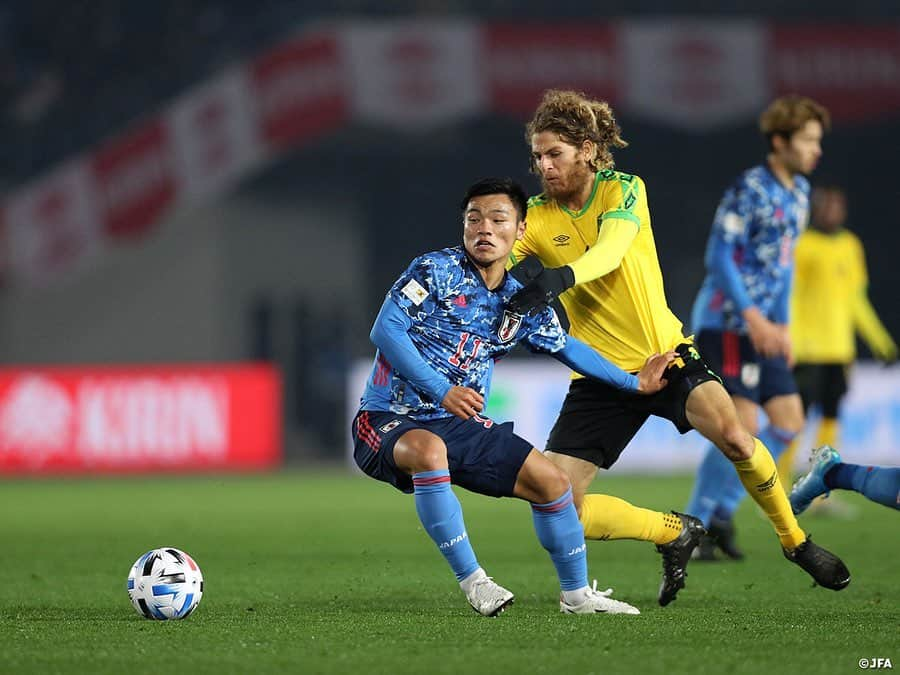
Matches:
[463,572,514,617]
[560,581,641,615]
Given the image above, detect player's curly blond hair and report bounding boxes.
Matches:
[759,95,831,149]
[526,89,627,173]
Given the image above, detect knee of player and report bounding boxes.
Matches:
[538,464,572,503]
[396,433,449,472]
[720,422,754,460]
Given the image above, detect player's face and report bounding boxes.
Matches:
[462,194,525,267]
[779,119,824,176]
[531,132,594,200]
[811,188,847,233]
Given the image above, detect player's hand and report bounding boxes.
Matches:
[441,386,485,420]
[777,325,795,367]
[743,307,782,358]
[508,258,575,315]
[636,351,676,395]
[872,341,898,366]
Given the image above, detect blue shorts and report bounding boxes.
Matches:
[351,410,534,498]
[696,330,797,404]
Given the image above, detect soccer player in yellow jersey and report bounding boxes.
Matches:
[779,185,897,485]
[507,89,850,603]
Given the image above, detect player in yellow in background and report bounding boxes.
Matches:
[507,89,851,603]
[779,185,897,486]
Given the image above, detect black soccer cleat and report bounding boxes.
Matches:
[707,516,745,561]
[656,512,706,606]
[783,535,851,591]
[691,532,718,561]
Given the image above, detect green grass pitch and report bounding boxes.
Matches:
[1,471,896,674]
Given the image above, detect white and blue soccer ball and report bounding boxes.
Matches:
[127,547,204,620]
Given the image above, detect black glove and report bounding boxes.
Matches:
[508,258,576,315]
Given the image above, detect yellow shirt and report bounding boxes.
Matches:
[511,170,685,373]
[791,227,893,363]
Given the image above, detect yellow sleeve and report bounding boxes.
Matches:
[850,235,896,360]
[853,292,897,360]
[568,218,639,284]
[567,174,645,284]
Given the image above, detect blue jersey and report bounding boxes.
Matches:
[361,246,567,421]
[692,164,809,333]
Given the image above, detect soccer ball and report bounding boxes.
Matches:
[127,547,204,620]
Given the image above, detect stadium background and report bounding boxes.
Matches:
[2,2,898,470]
[2,4,898,673]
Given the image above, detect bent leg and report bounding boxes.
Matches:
[828,463,900,510]
[686,381,806,550]
[393,429,479,582]
[515,450,587,591]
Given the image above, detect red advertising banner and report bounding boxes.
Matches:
[0,364,281,474]
[770,26,900,123]
[249,32,347,148]
[484,24,620,116]
[91,119,177,239]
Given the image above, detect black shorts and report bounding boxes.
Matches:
[351,410,534,498]
[546,343,722,469]
[793,363,848,418]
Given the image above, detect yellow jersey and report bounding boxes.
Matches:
[791,227,892,364]
[511,170,685,373]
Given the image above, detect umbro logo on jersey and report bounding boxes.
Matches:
[453,295,467,307]
[552,234,570,246]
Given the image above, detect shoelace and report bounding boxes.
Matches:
[586,580,616,599]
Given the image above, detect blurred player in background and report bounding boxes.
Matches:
[778,185,897,489]
[353,177,674,616]
[684,96,829,561]
[506,89,850,595]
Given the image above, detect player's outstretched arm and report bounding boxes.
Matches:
[370,297,453,405]
[552,335,674,394]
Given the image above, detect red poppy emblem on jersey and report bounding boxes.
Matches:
[498,310,523,343]
[453,295,467,307]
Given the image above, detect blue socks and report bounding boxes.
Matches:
[685,444,735,527]
[413,470,480,581]
[826,464,900,511]
[686,426,796,525]
[531,488,588,591]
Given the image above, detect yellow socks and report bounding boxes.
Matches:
[735,438,806,550]
[579,494,682,545]
[815,418,839,449]
[777,438,799,488]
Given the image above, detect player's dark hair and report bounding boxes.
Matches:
[526,89,628,173]
[460,177,528,222]
[759,95,831,152]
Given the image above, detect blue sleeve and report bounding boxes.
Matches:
[369,297,453,405]
[553,336,639,392]
[772,263,792,324]
[707,235,754,313]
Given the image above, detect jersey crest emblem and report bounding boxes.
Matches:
[498,310,523,343]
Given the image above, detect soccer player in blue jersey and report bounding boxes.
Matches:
[352,177,676,616]
[685,95,830,560]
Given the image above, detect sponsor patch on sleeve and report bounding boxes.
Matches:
[401,279,429,306]
[722,212,746,235]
